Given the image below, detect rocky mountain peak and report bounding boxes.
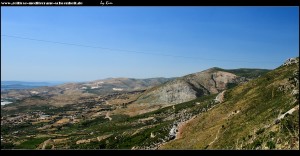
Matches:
[136,68,249,105]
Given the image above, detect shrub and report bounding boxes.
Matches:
[267,141,276,149]
[251,140,262,149]
[269,131,276,138]
[1,142,15,149]
[255,128,265,135]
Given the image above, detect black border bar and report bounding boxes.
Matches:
[1,0,300,6]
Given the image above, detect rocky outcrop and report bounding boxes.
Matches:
[214,90,226,103]
[282,57,299,66]
[136,68,247,105]
[275,105,299,124]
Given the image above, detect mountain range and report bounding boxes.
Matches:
[1,57,298,150]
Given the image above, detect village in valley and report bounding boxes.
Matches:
[1,82,147,147]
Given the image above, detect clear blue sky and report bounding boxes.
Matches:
[1,7,299,82]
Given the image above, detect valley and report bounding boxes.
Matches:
[1,59,298,150]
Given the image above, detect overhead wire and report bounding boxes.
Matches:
[1,34,283,64]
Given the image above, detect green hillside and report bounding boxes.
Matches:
[212,67,271,79]
[161,58,299,149]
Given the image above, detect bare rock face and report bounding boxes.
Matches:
[156,80,198,104]
[282,57,299,66]
[136,68,247,105]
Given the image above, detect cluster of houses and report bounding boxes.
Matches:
[1,88,147,144]
[80,82,104,90]
[1,114,30,126]
[1,111,52,125]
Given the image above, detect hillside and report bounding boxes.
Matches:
[1,60,297,150]
[212,68,271,79]
[1,77,172,108]
[135,68,269,105]
[56,77,174,93]
[161,57,299,149]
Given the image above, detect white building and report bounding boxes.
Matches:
[113,88,123,91]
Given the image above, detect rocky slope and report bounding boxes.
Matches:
[136,68,251,105]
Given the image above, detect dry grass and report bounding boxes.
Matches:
[54,118,70,125]
[112,103,163,117]
[161,62,299,149]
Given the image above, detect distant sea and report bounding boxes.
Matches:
[1,81,65,91]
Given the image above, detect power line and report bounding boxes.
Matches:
[1,34,282,64]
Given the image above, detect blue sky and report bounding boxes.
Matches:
[1,7,299,82]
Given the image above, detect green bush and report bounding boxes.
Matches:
[267,141,276,149]
[227,83,238,89]
[1,142,15,149]
[281,114,298,133]
[269,131,276,138]
[255,128,265,135]
[15,138,48,149]
[251,140,262,149]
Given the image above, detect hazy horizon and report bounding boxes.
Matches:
[2,7,299,82]
[1,66,277,82]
